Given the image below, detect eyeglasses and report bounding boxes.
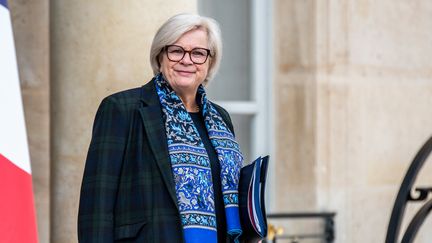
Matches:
[164,45,212,64]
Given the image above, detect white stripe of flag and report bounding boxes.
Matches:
[0,0,39,242]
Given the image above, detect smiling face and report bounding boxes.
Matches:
[159,28,210,98]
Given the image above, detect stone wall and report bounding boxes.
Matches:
[274,0,432,242]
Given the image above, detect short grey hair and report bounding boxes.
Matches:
[150,13,222,84]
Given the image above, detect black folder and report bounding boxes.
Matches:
[239,155,269,242]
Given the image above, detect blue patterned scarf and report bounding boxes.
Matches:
[154,73,243,243]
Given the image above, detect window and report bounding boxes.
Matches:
[199,0,274,209]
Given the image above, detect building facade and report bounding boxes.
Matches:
[11,0,432,242]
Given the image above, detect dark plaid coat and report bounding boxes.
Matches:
[78,80,234,243]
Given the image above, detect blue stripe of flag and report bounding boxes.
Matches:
[0,0,7,9]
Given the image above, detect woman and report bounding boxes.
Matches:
[78,13,244,243]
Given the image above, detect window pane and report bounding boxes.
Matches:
[199,0,251,101]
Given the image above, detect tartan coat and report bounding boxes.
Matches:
[78,79,235,243]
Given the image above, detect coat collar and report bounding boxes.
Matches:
[137,79,235,212]
[138,79,179,210]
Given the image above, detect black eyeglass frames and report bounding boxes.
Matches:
[164,45,212,64]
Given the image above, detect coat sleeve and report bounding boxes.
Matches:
[78,96,129,243]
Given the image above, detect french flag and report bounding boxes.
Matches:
[0,0,39,242]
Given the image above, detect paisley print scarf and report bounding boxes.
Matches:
[154,73,243,243]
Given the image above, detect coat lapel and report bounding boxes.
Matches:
[138,80,179,210]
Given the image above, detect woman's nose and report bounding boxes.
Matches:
[180,52,193,65]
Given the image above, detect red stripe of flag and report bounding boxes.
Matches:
[0,153,38,243]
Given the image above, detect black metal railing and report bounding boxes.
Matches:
[266,212,336,243]
[385,136,432,243]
